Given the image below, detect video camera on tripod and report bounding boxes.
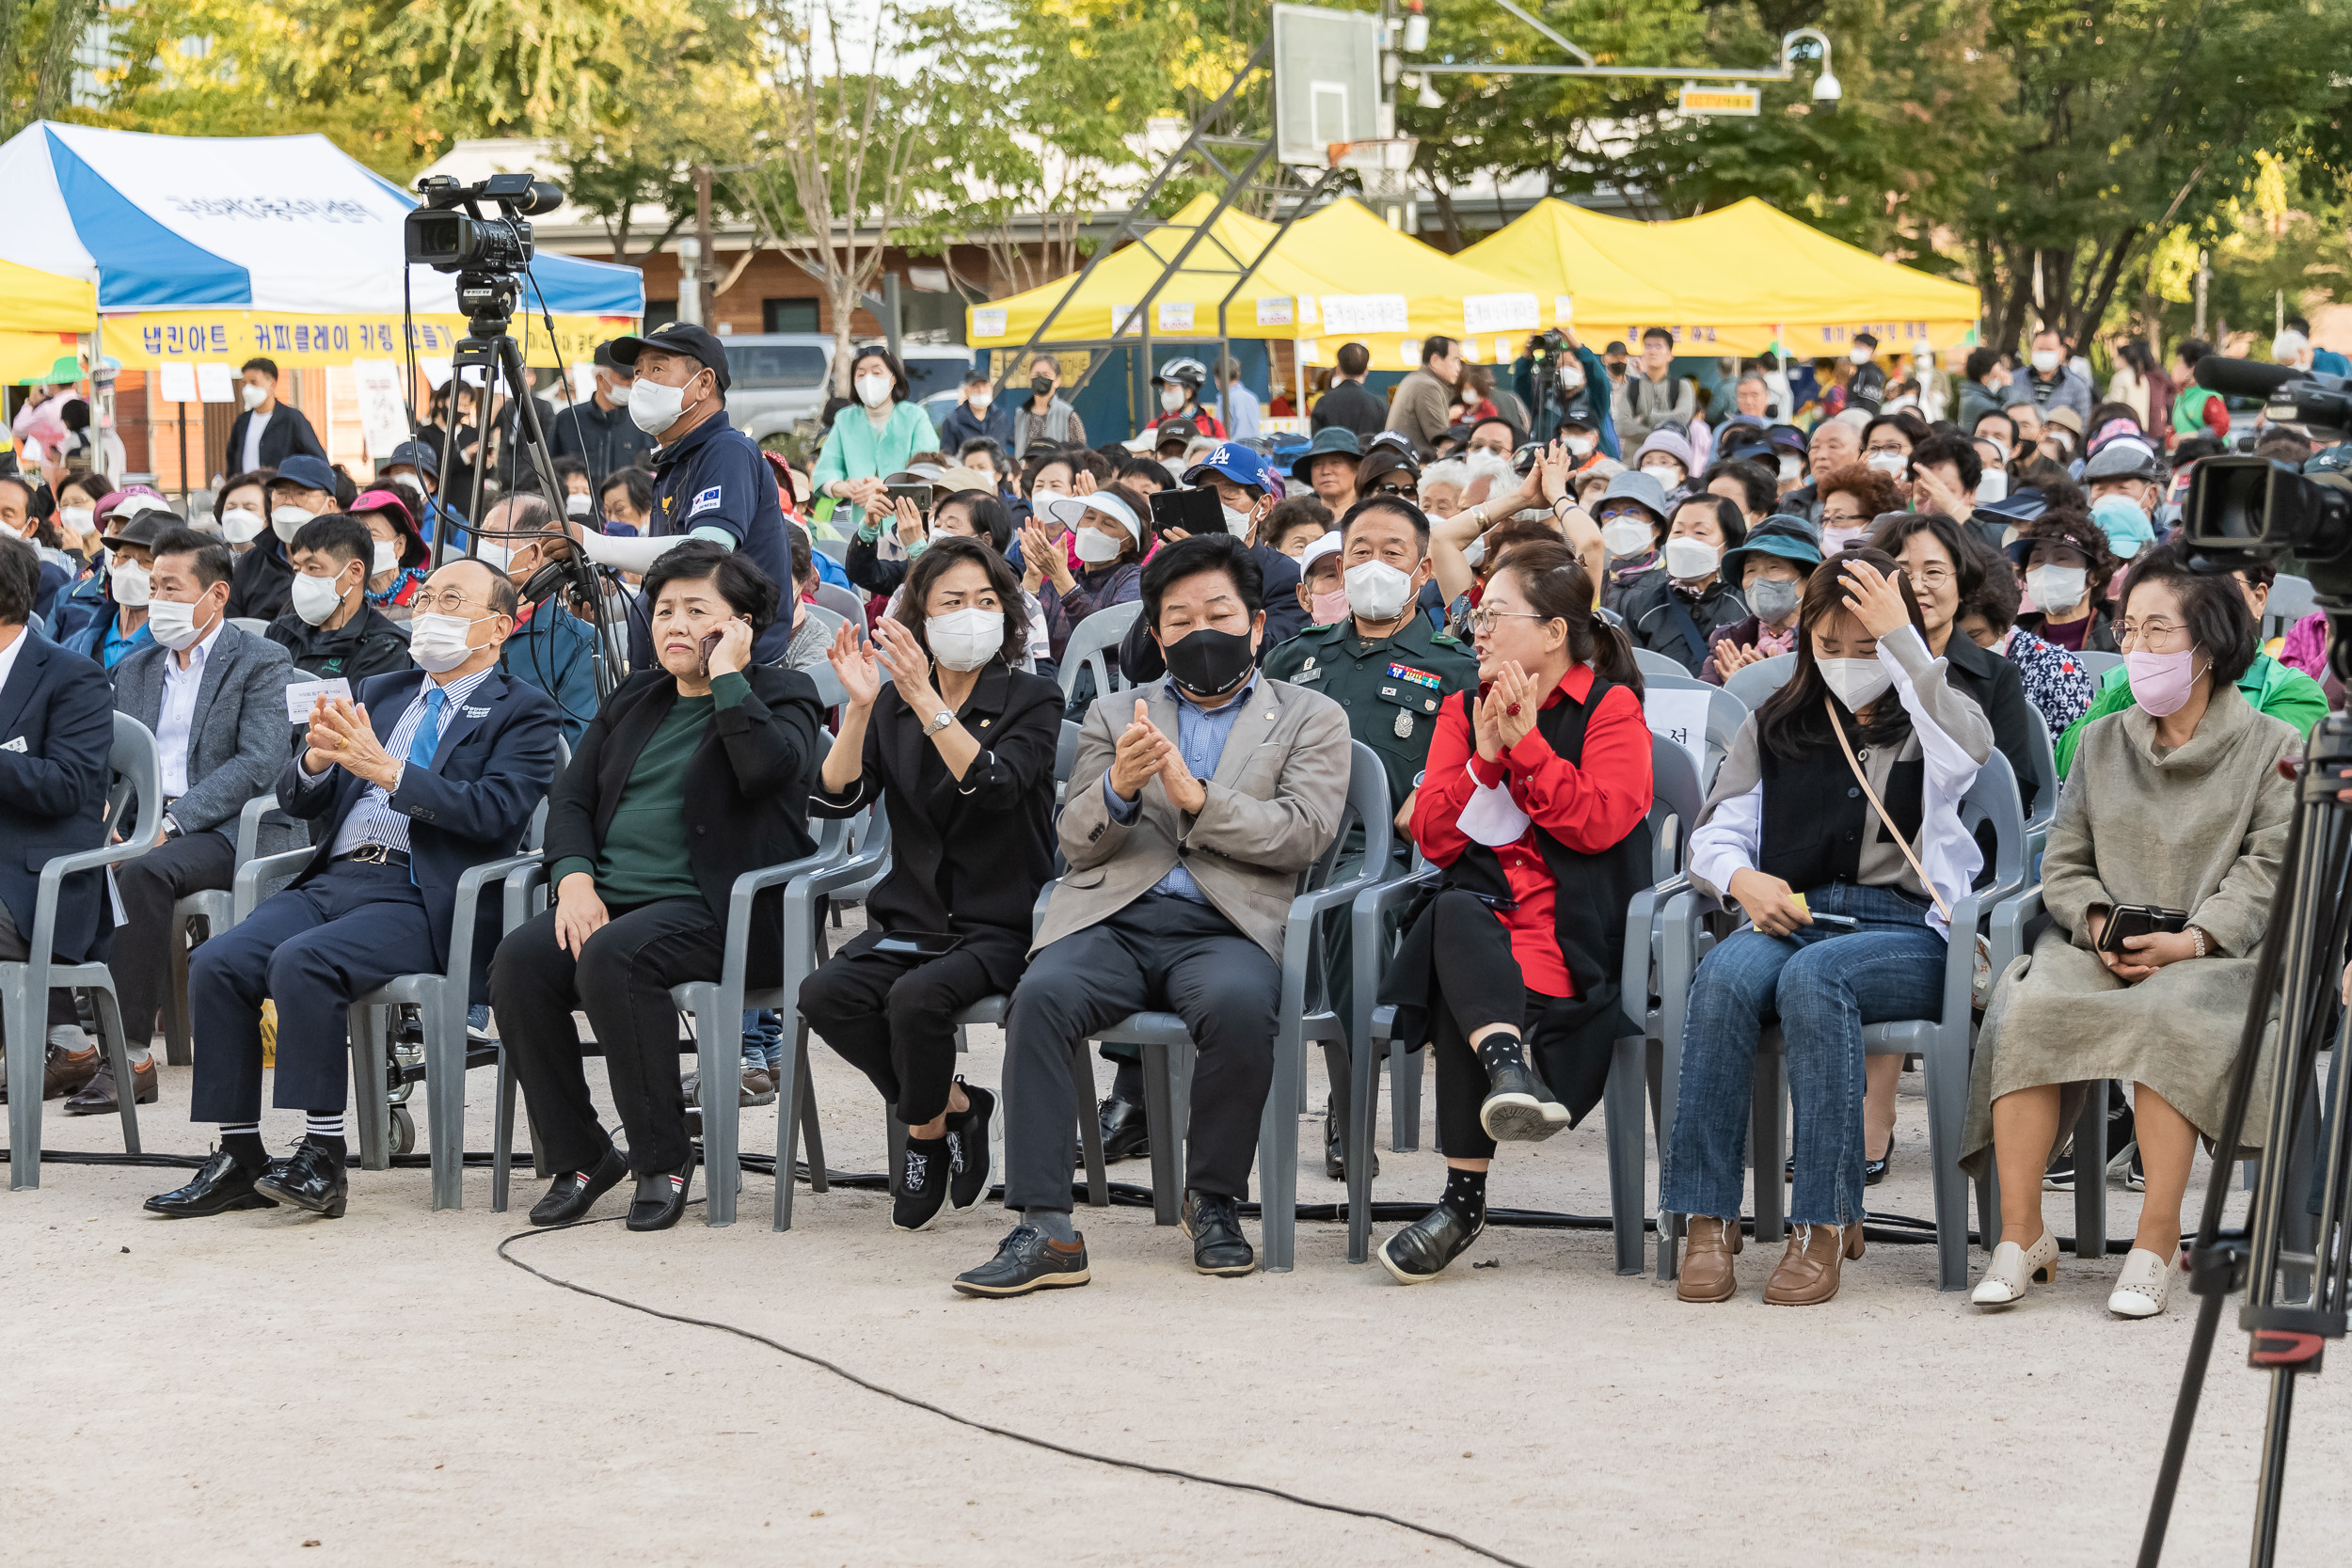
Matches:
[2180,355,2352,597]
[405,174,563,327]
[1521,329,1597,444]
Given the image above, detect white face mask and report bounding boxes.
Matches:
[1641,461,1680,481]
[1819,657,1892,712]
[925,606,1002,672]
[470,538,512,571]
[271,504,314,544]
[1850,345,1875,365]
[1560,433,1595,457]
[1160,388,1187,413]
[564,493,593,518]
[1600,517,1654,558]
[1343,559,1416,622]
[855,374,894,409]
[290,569,348,626]
[109,559,151,607]
[241,381,267,410]
[407,611,488,673]
[1560,365,1585,390]
[1073,523,1126,564]
[1820,525,1867,555]
[1778,454,1803,483]
[219,506,265,544]
[1865,451,1908,476]
[967,390,992,412]
[2026,564,2087,610]
[1221,503,1255,536]
[2030,348,2061,374]
[628,372,695,436]
[1663,536,1720,580]
[1976,468,2009,503]
[372,540,400,576]
[59,504,93,534]
[146,595,211,651]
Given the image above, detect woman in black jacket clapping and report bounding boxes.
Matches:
[799,536,1062,1232]
[495,541,824,1232]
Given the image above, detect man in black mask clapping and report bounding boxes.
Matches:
[952,532,1352,1296]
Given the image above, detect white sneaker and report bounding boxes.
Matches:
[2108,1246,2178,1318]
[1972,1227,2058,1307]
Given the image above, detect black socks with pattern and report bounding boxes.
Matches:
[1474,1030,1527,1079]
[1439,1165,1488,1227]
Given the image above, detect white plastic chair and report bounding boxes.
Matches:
[1057,600,1144,705]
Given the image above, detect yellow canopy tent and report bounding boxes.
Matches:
[966,195,1350,356]
[1461,197,1981,357]
[0,257,95,382]
[1440,199,1677,341]
[1265,198,1546,371]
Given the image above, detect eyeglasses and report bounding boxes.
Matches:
[2115,618,2190,650]
[410,591,487,617]
[1467,608,1548,634]
[1370,482,1414,498]
[1820,510,1867,525]
[1907,564,1955,589]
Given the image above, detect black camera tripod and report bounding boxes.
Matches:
[2138,606,2352,1567]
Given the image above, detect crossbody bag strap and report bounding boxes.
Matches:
[1824,697,1951,926]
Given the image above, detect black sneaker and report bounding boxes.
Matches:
[946,1081,995,1213]
[1322,1097,1379,1182]
[1181,1189,1255,1276]
[1378,1202,1485,1285]
[952,1224,1090,1297]
[1478,1061,1568,1143]
[2042,1148,2077,1192]
[2121,1143,2145,1192]
[894,1138,950,1232]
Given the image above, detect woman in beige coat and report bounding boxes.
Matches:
[1963,546,2295,1318]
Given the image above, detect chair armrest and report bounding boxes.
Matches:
[755,844,870,1004]
[1277,854,1401,1025]
[233,846,315,925]
[448,852,550,986]
[233,791,279,865]
[1988,882,2045,980]
[1029,879,1058,942]
[504,860,550,934]
[27,836,160,964]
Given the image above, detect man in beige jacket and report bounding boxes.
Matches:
[1384,335,1462,459]
[953,533,1352,1296]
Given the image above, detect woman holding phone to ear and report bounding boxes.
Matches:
[494,541,825,1233]
[800,537,1062,1232]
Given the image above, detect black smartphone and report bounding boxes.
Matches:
[2097,903,2189,955]
[885,482,935,510]
[871,930,965,958]
[1150,487,1226,538]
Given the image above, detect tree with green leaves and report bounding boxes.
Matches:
[1,0,103,142]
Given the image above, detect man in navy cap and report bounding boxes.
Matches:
[596,321,794,666]
[225,453,340,622]
[548,341,657,484]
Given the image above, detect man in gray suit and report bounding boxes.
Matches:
[60,528,294,1114]
[954,533,1351,1297]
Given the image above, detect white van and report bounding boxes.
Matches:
[723,334,974,443]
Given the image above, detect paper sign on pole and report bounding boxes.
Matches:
[156,362,198,404]
[195,362,237,403]
[1645,688,1711,785]
[351,358,410,461]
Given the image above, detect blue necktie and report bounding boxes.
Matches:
[407,686,448,768]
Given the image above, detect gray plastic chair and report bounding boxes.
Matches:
[5,713,164,1190]
[1057,600,1144,705]
[159,790,288,1066]
[814,536,850,564]
[2265,573,2316,641]
[1642,674,1747,789]
[2074,648,2124,681]
[811,581,866,637]
[1351,732,1698,1274]
[1631,646,1690,684]
[1654,749,2028,1291]
[227,616,273,638]
[1722,652,1796,710]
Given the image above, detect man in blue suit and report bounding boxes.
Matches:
[147,557,562,1219]
[0,535,116,1108]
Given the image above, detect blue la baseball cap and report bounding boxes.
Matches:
[1183,442,1275,493]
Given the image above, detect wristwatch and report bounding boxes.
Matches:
[922,709,956,737]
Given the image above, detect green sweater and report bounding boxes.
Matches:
[2054,654,2326,777]
[553,673,749,907]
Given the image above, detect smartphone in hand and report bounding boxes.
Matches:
[697,629,723,678]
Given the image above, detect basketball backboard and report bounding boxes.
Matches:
[1272,4,1383,166]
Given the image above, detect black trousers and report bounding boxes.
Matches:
[112,829,237,1048]
[1003,894,1279,1211]
[0,900,86,1043]
[799,924,1028,1126]
[1425,889,1562,1163]
[493,896,761,1177]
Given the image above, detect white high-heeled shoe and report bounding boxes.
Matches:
[2108,1246,2179,1318]
[1972,1227,2059,1307]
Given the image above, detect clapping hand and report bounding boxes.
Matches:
[1839,557,1912,641]
[827,619,882,708]
[1537,438,1574,508]
[1711,638,1769,680]
[1108,697,1171,800]
[1073,469,1098,498]
[870,615,941,708]
[846,476,890,514]
[1158,740,1207,816]
[310,696,399,788]
[1486,660,1541,751]
[1020,520,1073,591]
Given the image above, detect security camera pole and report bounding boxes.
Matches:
[1405,15,1840,112]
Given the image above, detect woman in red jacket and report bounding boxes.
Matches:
[1377,537,1656,1284]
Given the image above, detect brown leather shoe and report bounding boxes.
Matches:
[1676,1214,1743,1303]
[43,1045,100,1101]
[63,1054,157,1116]
[1763,1221,1867,1306]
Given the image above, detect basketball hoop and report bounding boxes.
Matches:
[1327,135,1419,200]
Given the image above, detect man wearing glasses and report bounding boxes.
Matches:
[146,557,563,1221]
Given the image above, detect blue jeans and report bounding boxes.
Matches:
[1661,881,1947,1227]
[741,1008,782,1070]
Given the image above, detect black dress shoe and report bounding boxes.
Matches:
[1478,1061,1568,1144]
[145,1149,279,1218]
[1378,1202,1484,1285]
[1181,1189,1255,1277]
[1095,1093,1150,1163]
[626,1158,695,1231]
[1322,1099,1378,1182]
[252,1143,348,1218]
[1864,1134,1894,1187]
[951,1224,1090,1297]
[530,1144,629,1227]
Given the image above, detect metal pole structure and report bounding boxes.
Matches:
[175,401,188,507]
[1211,162,1353,433]
[694,166,717,328]
[882,272,903,365]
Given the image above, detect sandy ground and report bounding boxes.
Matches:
[5,958,2348,1567]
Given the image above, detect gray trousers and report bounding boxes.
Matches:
[0,899,89,1049]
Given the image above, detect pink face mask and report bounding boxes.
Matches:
[2124,645,2203,717]
[1308,588,1350,625]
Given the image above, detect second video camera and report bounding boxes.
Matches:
[405,172,564,276]
[2182,355,2352,596]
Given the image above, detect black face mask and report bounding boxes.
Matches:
[1162,625,1256,698]
[1030,375,1054,399]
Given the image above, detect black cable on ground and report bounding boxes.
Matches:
[499,1208,1542,1568]
[4,1146,2137,1252]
